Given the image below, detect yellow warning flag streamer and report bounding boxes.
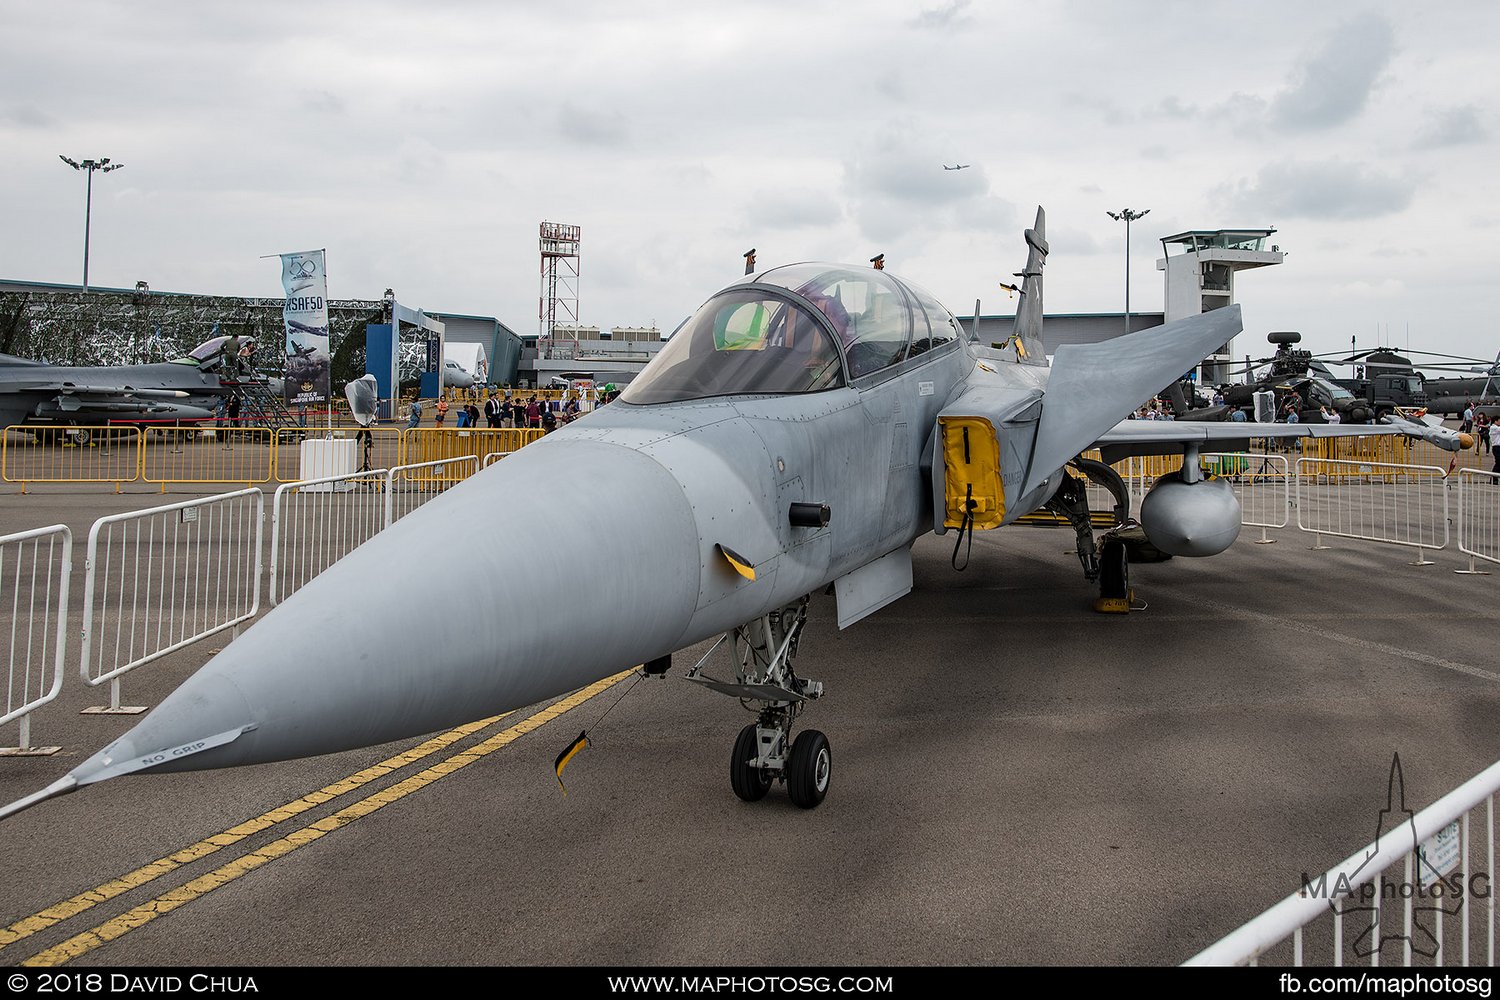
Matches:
[554,730,590,795]
[717,543,756,581]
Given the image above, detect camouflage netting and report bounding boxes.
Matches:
[0,287,418,387]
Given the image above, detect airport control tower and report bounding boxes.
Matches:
[1156,229,1283,384]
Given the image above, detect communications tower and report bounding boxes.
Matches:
[539,222,581,341]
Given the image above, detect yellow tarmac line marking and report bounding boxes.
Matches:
[21,670,633,968]
[0,712,509,953]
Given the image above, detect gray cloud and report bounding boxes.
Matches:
[1270,13,1394,130]
[749,189,845,230]
[556,102,629,148]
[1155,96,1196,121]
[1414,105,1488,148]
[842,126,1013,244]
[301,91,345,115]
[851,141,986,208]
[393,137,445,185]
[1220,160,1416,221]
[1,105,53,128]
[874,70,906,102]
[1049,225,1106,256]
[912,0,972,30]
[1063,91,1129,123]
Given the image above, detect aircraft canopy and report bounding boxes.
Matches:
[170,335,253,369]
[757,264,963,378]
[621,264,963,405]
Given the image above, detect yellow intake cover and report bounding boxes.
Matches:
[940,416,1005,530]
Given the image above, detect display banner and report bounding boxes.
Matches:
[280,249,330,405]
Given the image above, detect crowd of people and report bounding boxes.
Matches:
[1130,398,1181,420]
[408,391,599,433]
[1460,401,1499,470]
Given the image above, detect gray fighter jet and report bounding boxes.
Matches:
[1,209,1469,818]
[0,335,247,432]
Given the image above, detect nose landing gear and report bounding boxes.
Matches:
[688,597,832,809]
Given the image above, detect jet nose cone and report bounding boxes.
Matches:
[75,439,703,777]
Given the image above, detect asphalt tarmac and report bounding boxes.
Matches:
[1,484,1498,967]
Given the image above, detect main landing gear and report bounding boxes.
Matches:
[685,596,831,808]
[1044,461,1138,614]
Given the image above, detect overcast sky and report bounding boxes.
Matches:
[4,1,1497,370]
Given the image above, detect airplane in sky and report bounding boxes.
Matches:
[0,335,249,434]
[0,209,1469,819]
[943,163,971,170]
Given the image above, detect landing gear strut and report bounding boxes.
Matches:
[686,596,831,808]
[1044,462,1140,612]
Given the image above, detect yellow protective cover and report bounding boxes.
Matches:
[940,416,1005,530]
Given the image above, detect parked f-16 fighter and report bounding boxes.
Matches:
[1,209,1471,820]
[0,335,250,433]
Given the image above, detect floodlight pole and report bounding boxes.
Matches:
[59,155,124,292]
[1107,208,1149,336]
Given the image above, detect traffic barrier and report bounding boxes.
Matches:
[268,470,389,606]
[141,425,274,488]
[1207,452,1291,542]
[80,489,263,712]
[1114,454,1195,511]
[1186,757,1500,967]
[1455,469,1500,575]
[1296,434,1410,482]
[0,525,71,754]
[271,426,403,483]
[1295,458,1449,564]
[1297,433,1411,470]
[1393,434,1493,475]
[1,425,141,492]
[384,457,478,526]
[402,427,542,468]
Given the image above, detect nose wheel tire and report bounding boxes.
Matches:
[729,724,772,802]
[787,729,831,809]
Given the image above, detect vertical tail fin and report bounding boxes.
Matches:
[1010,207,1048,362]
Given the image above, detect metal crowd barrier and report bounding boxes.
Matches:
[141,425,274,489]
[1,425,142,493]
[1207,452,1291,543]
[383,457,478,526]
[402,427,542,468]
[0,525,71,754]
[1455,469,1500,576]
[1298,434,1412,469]
[268,470,390,606]
[1295,458,1449,564]
[271,427,404,484]
[80,489,264,712]
[1,422,564,490]
[1186,757,1500,967]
